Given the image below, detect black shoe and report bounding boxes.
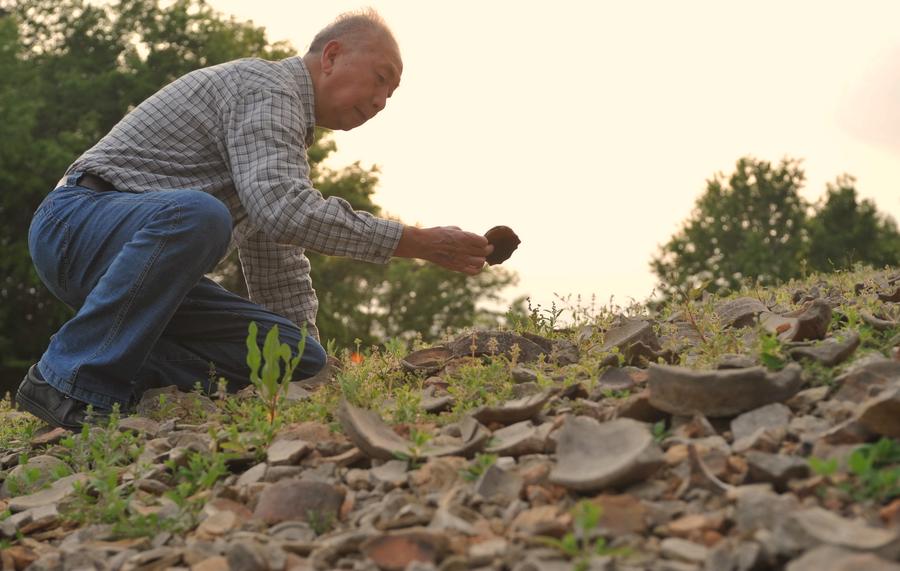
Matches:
[15,365,109,430]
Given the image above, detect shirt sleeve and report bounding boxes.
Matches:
[223,88,403,262]
[237,228,320,341]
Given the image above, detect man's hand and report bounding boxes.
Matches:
[394,226,494,275]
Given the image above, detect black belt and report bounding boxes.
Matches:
[77,173,116,192]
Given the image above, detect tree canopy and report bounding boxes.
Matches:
[0,0,516,375]
[651,156,900,298]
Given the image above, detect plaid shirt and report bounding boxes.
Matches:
[67,56,405,340]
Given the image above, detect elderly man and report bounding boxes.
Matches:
[17,9,492,429]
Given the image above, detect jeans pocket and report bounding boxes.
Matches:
[28,205,72,298]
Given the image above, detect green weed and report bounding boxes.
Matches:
[246,321,308,425]
[538,500,630,570]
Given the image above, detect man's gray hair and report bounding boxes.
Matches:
[307,8,397,55]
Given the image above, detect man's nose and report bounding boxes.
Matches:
[372,92,387,112]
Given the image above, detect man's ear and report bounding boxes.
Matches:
[320,40,342,75]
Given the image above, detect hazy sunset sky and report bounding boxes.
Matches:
[209,0,900,313]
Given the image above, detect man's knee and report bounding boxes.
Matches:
[294,337,327,380]
[177,192,232,261]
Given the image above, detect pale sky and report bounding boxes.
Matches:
[209,0,900,313]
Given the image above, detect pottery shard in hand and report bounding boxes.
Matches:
[484,226,520,265]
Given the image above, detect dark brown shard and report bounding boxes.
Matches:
[484,225,520,265]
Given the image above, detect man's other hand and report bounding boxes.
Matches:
[394,226,494,275]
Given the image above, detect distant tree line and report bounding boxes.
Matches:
[652,156,900,298]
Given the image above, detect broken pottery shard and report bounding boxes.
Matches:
[745,451,810,490]
[715,297,768,329]
[647,363,803,418]
[361,529,448,571]
[789,332,860,367]
[594,318,664,366]
[484,225,520,265]
[401,346,453,376]
[337,401,412,461]
[448,330,546,363]
[761,300,832,342]
[858,386,900,438]
[785,545,900,571]
[861,311,898,331]
[486,421,549,457]
[879,286,900,303]
[338,401,488,461]
[781,507,900,559]
[549,416,663,493]
[471,391,552,425]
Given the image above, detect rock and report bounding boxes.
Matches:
[237,462,267,487]
[361,529,448,571]
[549,416,663,492]
[225,541,268,571]
[734,486,799,533]
[449,330,546,363]
[338,401,488,460]
[589,494,648,535]
[660,537,709,563]
[420,385,454,413]
[861,311,898,331]
[117,416,161,438]
[0,455,71,499]
[191,556,230,571]
[832,355,900,402]
[715,297,768,328]
[717,354,758,369]
[511,367,539,383]
[135,385,217,417]
[785,545,900,571]
[761,300,832,342]
[267,439,311,466]
[370,460,409,489]
[472,391,552,425]
[615,389,668,423]
[8,473,87,512]
[590,367,638,399]
[782,507,900,558]
[253,479,345,526]
[648,363,803,417]
[486,421,548,457]
[29,427,70,447]
[731,403,792,442]
[475,464,523,503]
[510,505,568,537]
[857,386,900,438]
[745,451,810,490]
[595,318,662,365]
[401,347,453,376]
[484,225,520,265]
[790,332,860,367]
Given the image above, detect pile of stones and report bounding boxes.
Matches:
[1,272,899,570]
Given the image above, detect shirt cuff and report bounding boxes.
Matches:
[363,218,404,264]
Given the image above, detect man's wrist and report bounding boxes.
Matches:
[393,225,425,259]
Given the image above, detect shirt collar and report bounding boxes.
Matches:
[284,56,317,147]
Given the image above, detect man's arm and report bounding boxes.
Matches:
[393,226,494,276]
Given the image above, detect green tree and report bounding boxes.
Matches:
[651,157,808,298]
[806,175,900,272]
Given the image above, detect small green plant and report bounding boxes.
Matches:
[758,331,787,371]
[651,420,670,444]
[808,457,838,477]
[538,500,630,570]
[246,321,308,425]
[846,438,900,502]
[809,439,900,503]
[461,453,498,482]
[306,508,337,535]
[393,428,433,468]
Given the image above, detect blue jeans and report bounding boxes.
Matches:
[28,172,326,410]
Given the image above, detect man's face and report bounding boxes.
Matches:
[316,35,402,131]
